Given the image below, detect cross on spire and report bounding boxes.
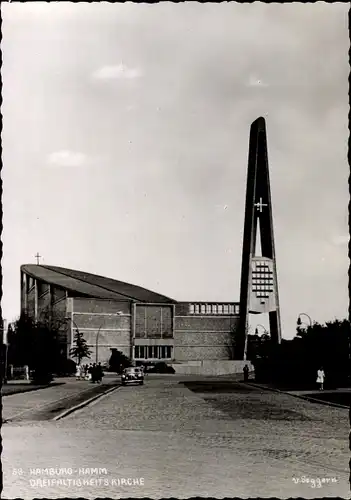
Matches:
[35,252,42,265]
[254,197,268,213]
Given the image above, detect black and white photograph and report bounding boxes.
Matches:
[1,2,349,498]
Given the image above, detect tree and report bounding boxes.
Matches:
[8,314,36,367]
[30,322,60,383]
[225,324,243,360]
[69,329,92,365]
[226,324,261,360]
[109,348,131,373]
[246,332,272,361]
[254,318,350,388]
[8,310,64,383]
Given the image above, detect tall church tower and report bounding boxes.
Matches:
[237,117,282,360]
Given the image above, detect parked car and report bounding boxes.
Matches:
[121,367,144,386]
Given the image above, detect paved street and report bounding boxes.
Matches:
[2,374,349,498]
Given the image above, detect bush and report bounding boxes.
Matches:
[54,358,77,377]
[148,362,175,374]
[31,366,53,385]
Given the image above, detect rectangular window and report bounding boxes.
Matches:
[146,306,162,338]
[195,304,200,314]
[189,304,195,314]
[217,304,223,314]
[206,304,211,314]
[223,304,229,314]
[134,346,140,358]
[160,346,166,358]
[212,304,217,314]
[148,346,153,358]
[161,306,172,338]
[165,346,172,359]
[200,304,206,314]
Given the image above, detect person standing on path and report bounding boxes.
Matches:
[243,364,249,382]
[87,363,93,381]
[316,366,325,390]
[75,364,81,381]
[91,363,98,383]
[97,362,103,383]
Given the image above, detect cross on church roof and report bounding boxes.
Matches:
[35,252,42,265]
[254,197,268,213]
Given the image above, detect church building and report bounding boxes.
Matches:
[20,264,240,365]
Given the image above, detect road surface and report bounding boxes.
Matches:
[2,374,349,498]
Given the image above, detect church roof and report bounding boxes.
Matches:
[21,264,176,303]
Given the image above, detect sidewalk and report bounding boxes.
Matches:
[2,375,120,422]
[2,380,65,396]
[246,382,351,409]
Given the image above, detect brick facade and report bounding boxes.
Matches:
[174,302,239,361]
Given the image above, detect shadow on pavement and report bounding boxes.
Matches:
[182,380,257,393]
[183,380,313,421]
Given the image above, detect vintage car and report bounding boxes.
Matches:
[121,367,144,386]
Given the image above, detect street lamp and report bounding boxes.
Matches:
[65,316,80,332]
[297,313,312,328]
[95,325,102,364]
[65,316,81,359]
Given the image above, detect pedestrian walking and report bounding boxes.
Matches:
[316,366,325,390]
[97,362,103,383]
[75,364,81,381]
[243,364,249,382]
[86,363,93,381]
[81,364,87,380]
[91,363,97,383]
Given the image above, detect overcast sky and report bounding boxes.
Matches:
[2,2,349,338]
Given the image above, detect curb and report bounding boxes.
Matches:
[53,384,121,421]
[244,382,350,409]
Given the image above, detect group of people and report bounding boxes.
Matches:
[75,362,104,383]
